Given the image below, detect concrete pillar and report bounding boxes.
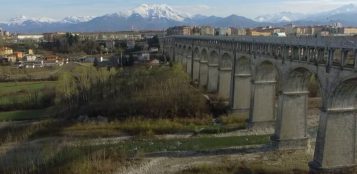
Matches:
[186,56,192,77]
[199,60,209,87]
[207,64,219,93]
[182,55,187,71]
[218,68,232,99]
[193,58,200,82]
[232,74,252,112]
[354,50,357,70]
[177,54,182,64]
[249,81,276,129]
[309,109,357,173]
[272,91,309,149]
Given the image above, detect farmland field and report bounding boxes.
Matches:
[0,81,56,106]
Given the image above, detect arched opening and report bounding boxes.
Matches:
[199,49,209,88]
[272,67,322,150]
[249,61,279,129]
[218,53,233,99]
[193,48,201,82]
[232,56,252,113]
[311,78,357,171]
[207,51,219,93]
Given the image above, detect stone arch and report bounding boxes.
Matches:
[330,78,357,109]
[193,47,200,58]
[201,49,208,62]
[209,51,219,65]
[285,67,316,92]
[232,56,253,112]
[273,67,323,150]
[207,50,220,92]
[218,53,233,99]
[311,77,357,172]
[236,56,251,74]
[199,49,209,87]
[221,53,233,69]
[249,61,280,129]
[255,61,279,82]
[192,47,201,81]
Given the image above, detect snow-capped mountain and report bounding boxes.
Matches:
[255,12,305,23]
[7,16,57,25]
[257,3,357,26]
[1,3,357,33]
[61,16,95,24]
[328,3,357,15]
[305,3,357,23]
[126,4,189,21]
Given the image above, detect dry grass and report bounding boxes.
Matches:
[0,143,136,174]
[178,150,311,174]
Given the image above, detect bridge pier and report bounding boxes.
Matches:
[182,55,187,71]
[218,68,232,99]
[309,109,357,174]
[271,91,309,150]
[199,60,209,87]
[207,64,219,93]
[193,58,200,82]
[249,80,276,130]
[186,56,192,78]
[232,74,252,113]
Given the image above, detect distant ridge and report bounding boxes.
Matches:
[1,3,357,33]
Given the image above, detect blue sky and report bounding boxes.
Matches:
[0,0,356,21]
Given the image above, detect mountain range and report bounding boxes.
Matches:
[1,4,357,33]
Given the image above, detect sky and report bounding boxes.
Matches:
[0,0,356,21]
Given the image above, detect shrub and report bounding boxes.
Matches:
[56,64,209,119]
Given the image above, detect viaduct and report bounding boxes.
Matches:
[160,35,357,173]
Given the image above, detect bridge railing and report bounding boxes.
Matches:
[169,35,357,49]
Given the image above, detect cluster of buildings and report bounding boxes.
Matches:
[0,46,66,68]
[166,23,357,37]
[0,28,12,40]
[13,31,164,43]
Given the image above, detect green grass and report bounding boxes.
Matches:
[0,81,56,107]
[118,135,270,153]
[0,109,50,121]
[0,81,56,96]
[60,116,246,138]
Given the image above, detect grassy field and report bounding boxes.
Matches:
[0,66,61,81]
[0,81,56,106]
[0,109,51,121]
[118,135,269,153]
[0,81,56,95]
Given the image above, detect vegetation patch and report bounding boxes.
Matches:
[178,151,310,174]
[56,64,209,119]
[0,109,50,121]
[0,81,56,111]
[118,135,270,153]
[0,143,135,174]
